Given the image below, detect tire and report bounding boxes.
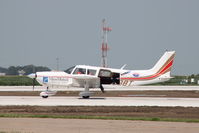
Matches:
[42,96,48,98]
[82,96,90,99]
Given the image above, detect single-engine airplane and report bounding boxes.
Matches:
[28,51,175,98]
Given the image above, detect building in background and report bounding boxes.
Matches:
[0,73,6,76]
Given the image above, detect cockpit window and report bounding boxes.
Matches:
[64,66,75,74]
[73,68,86,74]
[87,69,96,76]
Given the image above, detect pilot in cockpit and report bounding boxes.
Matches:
[77,68,85,74]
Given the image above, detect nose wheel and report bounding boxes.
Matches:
[41,95,49,98]
[40,87,56,98]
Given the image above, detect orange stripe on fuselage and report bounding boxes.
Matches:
[121,59,173,80]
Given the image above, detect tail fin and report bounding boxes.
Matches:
[151,51,175,77]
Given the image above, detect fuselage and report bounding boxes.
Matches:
[34,64,172,88]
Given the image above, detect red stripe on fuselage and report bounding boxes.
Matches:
[121,59,173,80]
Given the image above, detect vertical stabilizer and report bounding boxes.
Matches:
[151,51,175,75]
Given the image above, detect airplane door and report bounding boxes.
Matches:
[98,69,112,84]
[112,72,120,84]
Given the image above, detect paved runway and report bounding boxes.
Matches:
[0,86,199,91]
[1,96,199,107]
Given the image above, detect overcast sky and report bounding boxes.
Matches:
[0,0,199,75]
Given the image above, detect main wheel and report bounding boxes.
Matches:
[82,96,90,99]
[79,91,93,99]
[42,96,48,98]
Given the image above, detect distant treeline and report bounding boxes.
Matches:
[0,65,51,75]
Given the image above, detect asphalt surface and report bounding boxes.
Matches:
[0,85,199,91]
[1,86,199,107]
[1,96,199,107]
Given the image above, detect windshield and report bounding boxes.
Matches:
[64,66,75,74]
[87,69,97,76]
[73,68,86,74]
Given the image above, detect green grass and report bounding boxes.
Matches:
[0,76,39,86]
[0,113,199,123]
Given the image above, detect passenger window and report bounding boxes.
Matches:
[73,68,86,74]
[87,69,96,76]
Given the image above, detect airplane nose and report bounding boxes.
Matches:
[28,73,36,79]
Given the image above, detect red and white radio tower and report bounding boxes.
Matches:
[101,19,112,68]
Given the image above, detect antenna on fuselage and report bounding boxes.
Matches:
[101,19,112,68]
[120,64,127,70]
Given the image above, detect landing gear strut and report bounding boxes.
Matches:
[79,80,94,99]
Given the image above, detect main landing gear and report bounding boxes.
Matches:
[79,81,105,99]
[79,91,94,99]
[79,81,94,99]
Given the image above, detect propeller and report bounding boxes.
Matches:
[32,73,37,91]
[28,73,37,91]
[32,65,36,91]
[100,84,105,93]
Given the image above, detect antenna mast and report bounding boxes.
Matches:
[101,19,112,68]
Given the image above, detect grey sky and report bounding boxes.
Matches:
[0,0,199,75]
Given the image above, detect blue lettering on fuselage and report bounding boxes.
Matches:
[43,77,49,83]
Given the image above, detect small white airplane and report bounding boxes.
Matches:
[28,51,175,98]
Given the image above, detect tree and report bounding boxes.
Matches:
[0,67,8,73]
[7,66,18,75]
[4,65,51,75]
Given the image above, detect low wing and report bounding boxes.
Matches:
[71,75,100,88]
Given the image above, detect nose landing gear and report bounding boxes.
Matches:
[40,87,57,98]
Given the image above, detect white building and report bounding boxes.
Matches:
[0,73,6,76]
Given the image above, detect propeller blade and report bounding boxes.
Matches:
[32,73,37,91]
[28,72,37,91]
[100,84,105,93]
[33,78,35,91]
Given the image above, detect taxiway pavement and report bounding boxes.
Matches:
[0,86,199,91]
[1,96,199,107]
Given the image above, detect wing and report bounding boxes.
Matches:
[71,75,100,88]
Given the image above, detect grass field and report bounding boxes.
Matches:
[0,76,39,86]
[0,113,199,123]
[0,106,199,123]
